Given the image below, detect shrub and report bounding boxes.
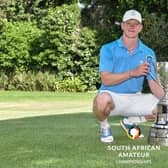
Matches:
[30,4,81,73]
[0,19,42,73]
[3,71,87,92]
[8,71,36,91]
[0,72,8,90]
[70,27,99,90]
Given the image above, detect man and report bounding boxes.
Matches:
[93,9,165,143]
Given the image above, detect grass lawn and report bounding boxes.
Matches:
[0,91,94,120]
[0,91,168,168]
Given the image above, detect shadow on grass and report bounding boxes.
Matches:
[0,113,167,168]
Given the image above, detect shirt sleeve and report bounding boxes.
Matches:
[99,45,113,73]
[146,51,157,80]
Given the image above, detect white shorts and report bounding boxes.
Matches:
[99,90,159,116]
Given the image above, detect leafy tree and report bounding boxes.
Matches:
[141,14,168,61]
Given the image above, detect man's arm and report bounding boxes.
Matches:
[148,80,165,99]
[148,62,165,99]
[101,62,150,86]
[101,71,130,86]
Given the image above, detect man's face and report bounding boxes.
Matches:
[121,19,143,39]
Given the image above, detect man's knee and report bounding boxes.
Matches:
[93,92,115,115]
[144,107,157,121]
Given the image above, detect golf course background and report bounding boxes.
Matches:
[0,91,168,168]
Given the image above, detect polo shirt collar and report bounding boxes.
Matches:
[117,36,144,52]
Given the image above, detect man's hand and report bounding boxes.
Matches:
[130,62,150,77]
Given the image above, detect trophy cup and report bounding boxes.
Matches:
[148,62,168,146]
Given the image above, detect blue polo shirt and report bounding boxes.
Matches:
[99,37,157,93]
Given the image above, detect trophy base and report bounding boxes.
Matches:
[148,136,168,146]
[148,62,168,146]
[148,125,168,146]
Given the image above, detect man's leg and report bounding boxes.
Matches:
[93,92,115,143]
[145,107,157,121]
[93,92,115,121]
[145,115,156,121]
[126,106,157,124]
[120,94,159,139]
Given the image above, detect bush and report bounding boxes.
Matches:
[1,71,87,92]
[70,27,99,90]
[0,72,8,90]
[30,5,99,91]
[58,77,87,92]
[0,19,42,73]
[0,5,99,91]
[30,4,81,73]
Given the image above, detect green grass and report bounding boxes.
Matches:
[0,91,95,120]
[0,91,168,168]
[0,91,95,102]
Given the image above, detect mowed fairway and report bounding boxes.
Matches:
[0,91,168,168]
[0,91,94,120]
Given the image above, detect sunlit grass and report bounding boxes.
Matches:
[0,91,167,168]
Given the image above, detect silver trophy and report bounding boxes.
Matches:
[148,62,168,146]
